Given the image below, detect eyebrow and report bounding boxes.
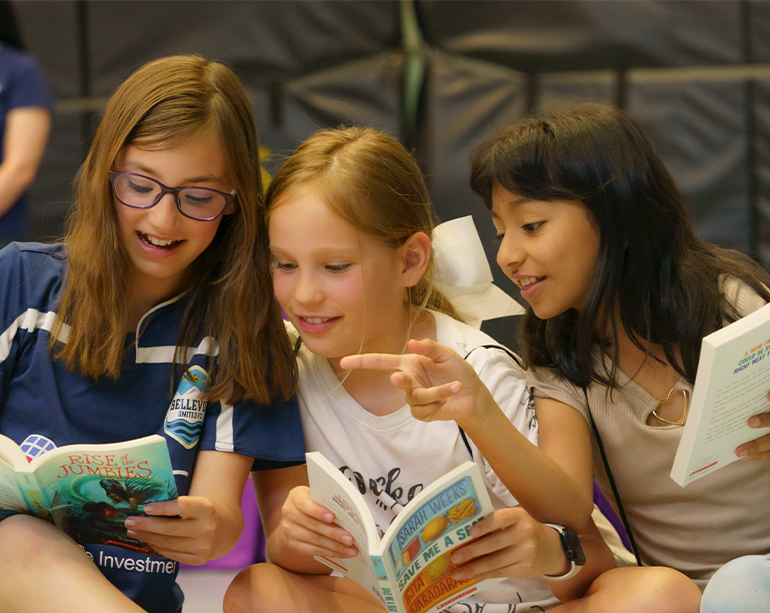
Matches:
[122,161,223,185]
[270,246,360,259]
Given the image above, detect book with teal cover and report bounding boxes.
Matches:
[0,434,177,555]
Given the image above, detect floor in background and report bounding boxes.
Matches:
[177,568,238,613]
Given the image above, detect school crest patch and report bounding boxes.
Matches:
[164,366,209,449]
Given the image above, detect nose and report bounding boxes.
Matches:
[496,234,524,277]
[147,193,181,230]
[293,270,324,306]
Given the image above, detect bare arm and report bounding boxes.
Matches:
[456,390,594,529]
[0,107,51,216]
[341,339,594,528]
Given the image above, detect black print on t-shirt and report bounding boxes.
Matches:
[444,593,544,612]
[339,464,424,535]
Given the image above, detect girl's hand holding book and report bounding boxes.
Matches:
[340,338,498,428]
[273,485,358,560]
[735,390,770,461]
[448,506,569,581]
[123,496,223,565]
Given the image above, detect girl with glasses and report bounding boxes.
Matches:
[0,55,305,613]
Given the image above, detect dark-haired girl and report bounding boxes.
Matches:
[391,104,768,611]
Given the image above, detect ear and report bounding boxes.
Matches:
[223,191,237,216]
[398,231,431,288]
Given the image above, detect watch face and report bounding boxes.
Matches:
[561,528,587,566]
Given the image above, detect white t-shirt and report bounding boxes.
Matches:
[292,311,559,612]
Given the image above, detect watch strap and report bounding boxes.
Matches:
[541,523,583,581]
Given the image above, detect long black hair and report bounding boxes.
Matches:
[470,104,770,389]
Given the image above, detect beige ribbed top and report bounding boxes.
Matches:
[527,281,770,590]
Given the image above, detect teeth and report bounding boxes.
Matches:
[142,233,177,247]
[517,277,541,287]
[305,318,329,324]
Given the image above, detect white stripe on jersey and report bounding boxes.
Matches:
[0,308,218,365]
[135,336,219,364]
[1,309,70,363]
[215,392,235,452]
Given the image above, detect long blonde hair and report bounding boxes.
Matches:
[52,55,295,404]
[265,126,458,319]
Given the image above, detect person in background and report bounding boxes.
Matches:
[0,0,54,247]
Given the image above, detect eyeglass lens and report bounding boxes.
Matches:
[113,173,227,220]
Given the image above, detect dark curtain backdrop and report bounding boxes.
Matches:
[12,0,770,350]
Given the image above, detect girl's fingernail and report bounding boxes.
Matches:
[125,518,136,527]
[342,535,353,546]
[144,504,155,513]
[345,548,357,556]
[451,552,463,564]
[323,513,334,522]
[127,529,137,536]
[738,449,748,458]
[450,383,461,393]
[453,569,466,580]
[749,417,759,428]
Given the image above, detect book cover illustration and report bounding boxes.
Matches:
[307,452,500,613]
[2,436,177,555]
[386,477,487,613]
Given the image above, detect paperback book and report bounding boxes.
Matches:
[671,302,770,486]
[0,433,177,555]
[307,451,503,613]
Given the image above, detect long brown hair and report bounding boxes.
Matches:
[265,126,458,319]
[52,54,295,404]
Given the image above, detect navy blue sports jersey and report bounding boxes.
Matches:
[0,242,305,612]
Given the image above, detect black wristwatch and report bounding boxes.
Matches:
[543,523,586,581]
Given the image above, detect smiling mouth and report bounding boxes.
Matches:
[138,231,184,249]
[300,316,337,325]
[514,276,544,289]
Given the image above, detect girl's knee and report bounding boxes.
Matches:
[643,567,701,613]
[0,515,71,567]
[224,563,283,613]
[589,566,701,613]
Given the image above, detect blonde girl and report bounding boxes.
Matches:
[224,127,695,613]
[0,55,305,613]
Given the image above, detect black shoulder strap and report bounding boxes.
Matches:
[463,343,524,368]
[457,344,524,460]
[583,386,642,566]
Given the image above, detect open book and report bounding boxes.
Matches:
[0,433,177,554]
[307,451,503,613]
[671,301,770,486]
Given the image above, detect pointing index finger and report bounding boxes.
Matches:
[340,353,405,372]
